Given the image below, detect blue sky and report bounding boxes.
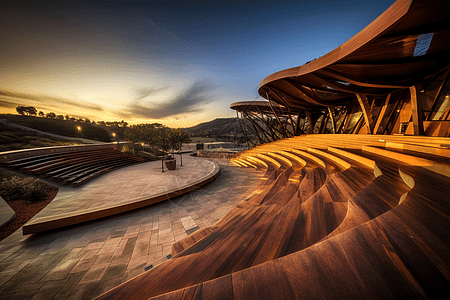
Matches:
[0,0,394,127]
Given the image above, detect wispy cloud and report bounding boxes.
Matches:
[127,79,216,119]
[134,86,170,102]
[0,90,104,113]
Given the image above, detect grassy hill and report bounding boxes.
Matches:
[0,123,84,152]
[0,114,111,142]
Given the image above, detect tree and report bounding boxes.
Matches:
[38,111,45,117]
[16,106,37,116]
[27,107,37,116]
[46,112,56,118]
[65,115,70,120]
[57,115,64,120]
[167,129,189,156]
[16,106,25,115]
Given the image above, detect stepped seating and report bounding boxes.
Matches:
[4,148,147,186]
[97,134,450,300]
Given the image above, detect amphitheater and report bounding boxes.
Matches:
[1,0,450,299]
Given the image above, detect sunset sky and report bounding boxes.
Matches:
[1,0,394,127]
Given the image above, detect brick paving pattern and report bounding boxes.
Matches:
[0,157,263,300]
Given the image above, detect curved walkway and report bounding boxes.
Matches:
[0,158,264,300]
[23,155,219,234]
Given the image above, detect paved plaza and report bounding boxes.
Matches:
[24,153,219,233]
[0,156,264,300]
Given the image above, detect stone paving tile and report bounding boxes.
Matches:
[53,272,86,299]
[131,243,149,258]
[93,253,113,266]
[101,264,127,282]
[96,244,118,256]
[30,279,68,300]
[3,288,39,300]
[70,260,95,274]
[78,264,109,285]
[0,158,264,299]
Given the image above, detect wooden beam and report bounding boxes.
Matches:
[356,94,374,134]
[409,86,424,136]
[267,93,288,137]
[236,111,250,149]
[244,112,265,144]
[373,93,391,134]
[305,111,314,134]
[283,79,341,106]
[337,108,349,134]
[317,69,408,89]
[352,113,365,134]
[328,107,336,134]
[427,67,450,121]
[295,110,302,135]
[320,114,329,134]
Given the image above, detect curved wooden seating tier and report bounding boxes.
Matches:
[97,133,450,300]
[3,148,147,186]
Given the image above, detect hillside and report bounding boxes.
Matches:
[0,114,111,142]
[0,122,84,152]
[182,118,245,137]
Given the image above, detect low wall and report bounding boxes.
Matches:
[197,150,238,159]
[0,142,129,163]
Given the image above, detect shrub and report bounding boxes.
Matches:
[0,175,49,202]
[121,144,135,156]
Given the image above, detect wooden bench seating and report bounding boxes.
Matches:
[3,148,147,186]
[96,134,450,300]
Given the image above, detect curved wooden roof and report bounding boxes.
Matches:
[258,0,450,108]
[230,101,307,116]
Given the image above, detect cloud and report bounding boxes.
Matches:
[0,97,19,109]
[0,90,104,112]
[134,86,170,102]
[128,79,216,119]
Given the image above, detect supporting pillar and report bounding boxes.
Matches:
[427,67,450,120]
[295,111,302,135]
[266,93,287,137]
[373,93,391,134]
[236,111,250,149]
[319,114,329,134]
[409,86,424,135]
[327,107,336,134]
[356,94,373,134]
[305,111,313,134]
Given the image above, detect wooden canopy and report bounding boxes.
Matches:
[258,0,450,110]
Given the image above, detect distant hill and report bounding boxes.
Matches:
[182,118,245,137]
[0,114,111,142]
